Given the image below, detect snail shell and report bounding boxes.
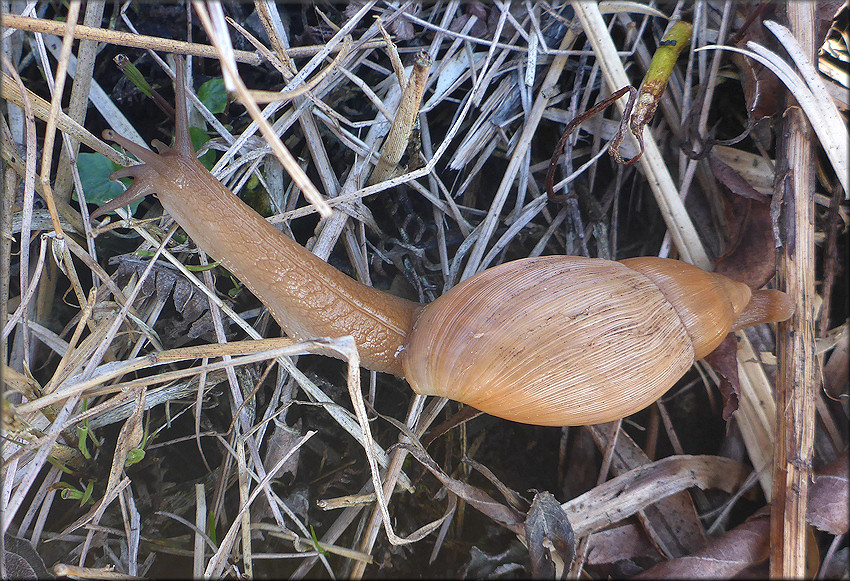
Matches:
[401,256,752,426]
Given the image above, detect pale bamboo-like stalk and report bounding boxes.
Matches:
[770,3,817,576]
[193,483,207,578]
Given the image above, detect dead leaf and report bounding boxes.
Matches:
[459,545,528,579]
[714,180,776,290]
[111,255,225,345]
[703,333,741,420]
[823,331,849,399]
[636,508,770,578]
[709,154,770,203]
[712,146,774,198]
[449,1,490,39]
[2,534,52,580]
[807,453,849,534]
[732,4,780,121]
[263,419,303,483]
[587,425,708,558]
[586,523,662,568]
[525,491,575,579]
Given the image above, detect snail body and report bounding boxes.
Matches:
[93,61,794,427]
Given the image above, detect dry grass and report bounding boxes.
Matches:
[2,1,847,578]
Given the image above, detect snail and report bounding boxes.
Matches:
[91,61,794,427]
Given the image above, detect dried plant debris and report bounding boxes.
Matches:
[637,508,772,578]
[1,535,53,580]
[702,333,742,420]
[110,255,225,345]
[525,490,576,578]
[1,1,847,578]
[807,453,850,535]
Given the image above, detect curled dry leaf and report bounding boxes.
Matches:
[111,255,225,344]
[636,508,771,578]
[807,453,849,534]
[561,455,749,538]
[712,158,777,290]
[587,425,708,558]
[703,333,741,420]
[525,491,575,578]
[459,545,528,579]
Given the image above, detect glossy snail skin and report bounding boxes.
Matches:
[92,63,420,377]
[93,60,794,427]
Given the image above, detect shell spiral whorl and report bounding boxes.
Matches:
[401,256,752,426]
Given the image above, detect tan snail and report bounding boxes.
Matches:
[92,61,794,427]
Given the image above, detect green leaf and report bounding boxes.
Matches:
[114,54,153,98]
[76,152,141,216]
[76,424,91,459]
[80,480,95,506]
[189,126,217,170]
[46,456,74,475]
[207,511,217,545]
[57,483,83,501]
[198,78,227,114]
[125,448,146,466]
[309,526,329,556]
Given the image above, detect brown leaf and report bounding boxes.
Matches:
[714,182,776,290]
[110,255,225,344]
[263,419,303,483]
[712,146,774,198]
[807,453,849,534]
[525,491,575,578]
[732,4,780,121]
[823,331,849,399]
[2,534,52,580]
[709,154,770,203]
[588,425,708,557]
[586,523,661,567]
[703,333,741,420]
[636,508,770,578]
